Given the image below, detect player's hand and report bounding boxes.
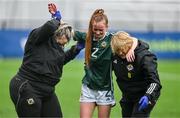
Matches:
[126,37,137,62]
[48,3,62,21]
[126,49,135,62]
[138,96,149,111]
[48,3,57,15]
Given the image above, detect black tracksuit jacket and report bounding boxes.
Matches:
[17,19,80,87]
[112,40,162,102]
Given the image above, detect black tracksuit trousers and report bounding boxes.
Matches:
[9,75,63,117]
[120,98,155,118]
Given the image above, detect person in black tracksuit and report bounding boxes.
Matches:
[9,4,84,117]
[111,32,162,118]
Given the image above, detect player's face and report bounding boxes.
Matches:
[56,35,68,47]
[92,20,107,40]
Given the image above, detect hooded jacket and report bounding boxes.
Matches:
[17,19,80,87]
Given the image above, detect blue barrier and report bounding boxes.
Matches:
[0,30,180,59]
[130,32,180,59]
[0,30,30,58]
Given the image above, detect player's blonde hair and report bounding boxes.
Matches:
[85,9,108,66]
[111,32,133,58]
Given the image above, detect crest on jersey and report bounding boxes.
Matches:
[101,41,107,48]
[127,64,133,71]
[27,98,35,105]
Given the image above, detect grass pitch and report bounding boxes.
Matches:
[0,58,180,118]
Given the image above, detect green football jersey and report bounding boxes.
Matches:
[74,31,113,91]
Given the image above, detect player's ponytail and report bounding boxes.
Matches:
[85,9,108,66]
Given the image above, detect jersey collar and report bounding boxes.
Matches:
[93,32,108,41]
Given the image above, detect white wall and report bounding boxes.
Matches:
[0,0,180,32]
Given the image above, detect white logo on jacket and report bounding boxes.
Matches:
[113,59,117,64]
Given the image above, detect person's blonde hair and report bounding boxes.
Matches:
[54,22,73,42]
[111,31,133,58]
[85,9,108,66]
